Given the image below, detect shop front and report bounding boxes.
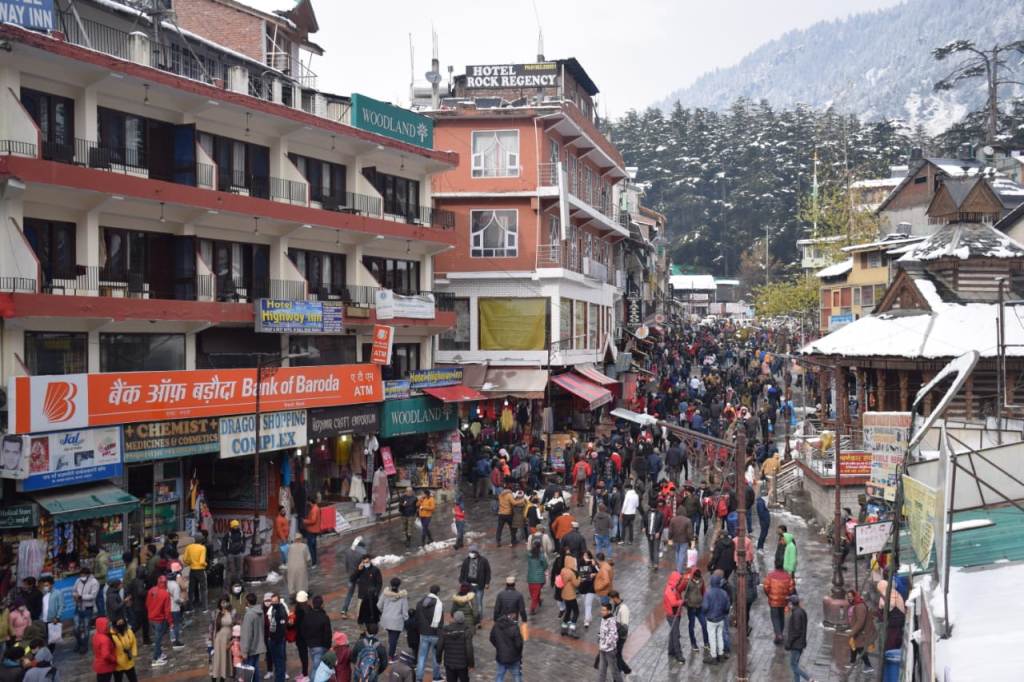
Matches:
[461,367,549,447]
[379,396,461,496]
[307,403,380,504]
[549,371,614,435]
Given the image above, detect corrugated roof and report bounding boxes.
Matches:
[900,222,1024,262]
[949,508,1024,568]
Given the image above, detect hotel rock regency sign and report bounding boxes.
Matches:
[351,94,433,150]
[465,63,558,89]
[9,364,383,434]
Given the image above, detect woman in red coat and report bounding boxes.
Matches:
[91,616,118,681]
[332,631,352,682]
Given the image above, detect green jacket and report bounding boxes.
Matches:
[450,592,477,630]
[526,553,548,584]
[783,532,798,574]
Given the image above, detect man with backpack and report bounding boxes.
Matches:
[438,611,474,682]
[351,623,388,682]
[221,520,247,587]
[571,457,590,508]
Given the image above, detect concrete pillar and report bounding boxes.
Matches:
[269,235,287,281]
[876,369,887,413]
[271,78,283,105]
[185,333,197,370]
[75,85,98,144]
[87,330,100,373]
[78,211,101,267]
[128,31,151,67]
[898,371,909,412]
[227,66,248,94]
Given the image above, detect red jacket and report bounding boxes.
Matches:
[763,568,796,608]
[610,452,622,473]
[146,576,172,623]
[662,571,684,617]
[571,460,591,483]
[91,617,118,674]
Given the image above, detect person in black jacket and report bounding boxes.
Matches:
[489,612,524,681]
[300,595,332,675]
[352,556,383,628]
[560,522,587,560]
[398,487,419,548]
[492,576,528,623]
[438,611,475,682]
[265,593,289,682]
[414,585,444,682]
[710,531,737,581]
[645,500,665,570]
[458,546,491,625]
[784,594,815,682]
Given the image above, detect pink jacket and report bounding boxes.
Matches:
[9,605,32,638]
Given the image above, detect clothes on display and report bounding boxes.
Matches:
[371,468,389,515]
[17,539,45,583]
[349,474,367,503]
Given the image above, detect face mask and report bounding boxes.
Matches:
[232,586,242,595]
[41,586,50,594]
[469,552,477,558]
[115,622,127,633]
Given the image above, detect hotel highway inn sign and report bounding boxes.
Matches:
[255,299,343,334]
[0,0,55,30]
[351,93,433,149]
[465,63,558,89]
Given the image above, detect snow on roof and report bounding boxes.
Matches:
[932,562,1024,681]
[815,259,852,279]
[899,222,1024,262]
[842,235,924,253]
[670,274,716,291]
[851,177,902,189]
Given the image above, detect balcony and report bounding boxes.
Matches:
[381,198,456,230]
[536,162,619,223]
[309,187,382,217]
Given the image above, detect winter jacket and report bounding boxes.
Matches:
[560,530,587,559]
[73,574,100,610]
[415,594,444,638]
[559,555,580,601]
[550,514,575,541]
[644,509,664,539]
[342,542,368,575]
[353,564,383,600]
[91,617,118,674]
[683,572,705,609]
[763,569,796,608]
[398,493,418,517]
[701,575,731,623]
[416,496,436,519]
[459,554,491,588]
[265,603,288,645]
[681,493,701,518]
[594,559,614,596]
[145,576,171,623]
[848,599,877,649]
[449,592,477,630]
[488,617,523,665]
[662,571,683,617]
[497,490,514,516]
[493,587,527,623]
[784,604,808,651]
[376,588,409,632]
[438,621,475,670]
[782,532,798,574]
[526,552,548,584]
[43,588,63,623]
[710,536,736,576]
[112,626,137,671]
[300,606,332,649]
[241,604,267,656]
[668,515,693,546]
[756,497,771,528]
[593,510,612,536]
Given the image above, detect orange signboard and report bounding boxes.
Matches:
[10,364,382,434]
[370,324,394,365]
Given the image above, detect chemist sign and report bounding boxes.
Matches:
[219,410,307,459]
[0,0,55,31]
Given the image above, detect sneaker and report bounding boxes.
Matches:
[173,641,186,649]
[264,673,274,680]
[863,666,875,674]
[584,621,591,629]
[152,659,168,667]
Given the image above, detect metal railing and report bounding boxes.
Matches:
[538,162,558,187]
[216,169,270,199]
[0,140,37,157]
[41,139,152,175]
[270,177,308,204]
[306,283,452,313]
[197,162,215,188]
[382,199,456,229]
[537,242,562,265]
[63,16,132,61]
[317,191,382,217]
[212,277,307,302]
[248,73,274,101]
[0,277,37,293]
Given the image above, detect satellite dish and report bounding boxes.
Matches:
[425,71,442,84]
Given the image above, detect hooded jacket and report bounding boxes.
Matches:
[91,617,118,674]
[782,532,798,574]
[763,568,796,608]
[662,571,683,617]
[559,555,580,601]
[488,616,523,665]
[450,591,477,629]
[145,576,171,623]
[111,624,138,671]
[241,604,267,656]
[415,593,444,638]
[526,550,548,584]
[594,561,614,596]
[299,605,332,649]
[701,575,731,623]
[376,587,409,632]
[438,620,475,671]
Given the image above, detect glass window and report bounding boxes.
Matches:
[289,335,356,365]
[361,342,419,380]
[471,130,520,178]
[549,138,559,166]
[288,249,346,296]
[439,298,470,350]
[24,332,87,375]
[470,209,517,258]
[288,153,346,202]
[100,227,145,281]
[866,251,883,269]
[360,256,421,295]
[21,88,74,157]
[560,298,572,346]
[23,218,76,280]
[574,302,586,350]
[588,302,599,349]
[370,172,419,218]
[100,333,185,372]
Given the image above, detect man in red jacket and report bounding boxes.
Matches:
[571,458,591,508]
[91,616,118,678]
[762,559,796,644]
[146,574,172,666]
[661,570,686,664]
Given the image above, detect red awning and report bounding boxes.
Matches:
[422,384,487,403]
[550,373,613,410]
[574,364,618,387]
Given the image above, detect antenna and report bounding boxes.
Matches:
[409,33,415,104]
[429,27,441,109]
[532,0,544,61]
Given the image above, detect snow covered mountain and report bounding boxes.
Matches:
[659,0,1024,134]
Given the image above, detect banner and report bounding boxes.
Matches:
[465,63,558,89]
[863,411,911,501]
[350,93,433,149]
[123,417,220,463]
[380,446,396,475]
[254,299,343,334]
[379,396,458,438]
[0,0,55,31]
[408,367,463,390]
[903,475,939,565]
[10,364,382,434]
[374,290,436,320]
[479,298,547,351]
[219,410,308,459]
[308,404,379,438]
[384,380,411,400]
[370,324,394,365]
[19,426,123,492]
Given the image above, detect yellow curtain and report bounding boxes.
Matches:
[479,298,547,350]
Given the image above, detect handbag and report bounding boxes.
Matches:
[47,622,63,645]
[519,622,529,642]
[285,611,297,643]
[555,574,565,589]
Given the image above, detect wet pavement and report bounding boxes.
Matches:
[52,490,879,681]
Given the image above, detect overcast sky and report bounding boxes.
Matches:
[302,0,906,118]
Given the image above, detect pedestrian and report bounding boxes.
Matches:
[450,583,477,634]
[756,494,772,552]
[551,509,575,543]
[146,575,172,667]
[239,593,266,678]
[682,568,708,655]
[128,573,150,646]
[489,612,524,682]
[287,532,312,598]
[377,577,409,661]
[312,649,336,682]
[20,577,42,622]
[526,541,548,615]
[668,510,693,572]
[458,546,491,623]
[93,544,110,616]
[398,487,418,548]
[340,536,368,618]
[182,531,209,611]
[331,631,352,682]
[274,508,290,566]
[39,575,62,653]
[493,576,527,623]
[645,500,665,570]
[265,594,289,682]
[353,556,383,630]
[303,497,322,568]
[91,616,118,682]
[577,551,598,628]
[351,624,388,682]
[846,590,876,674]
[166,563,185,650]
[222,520,247,588]
[619,483,639,545]
[784,594,816,682]
[593,503,612,558]
[662,570,685,664]
[210,599,234,682]
[416,490,436,546]
[302,595,332,675]
[558,553,580,638]
[709,530,736,581]
[561,520,587,560]
[414,585,444,682]
[228,581,246,621]
[453,495,467,550]
[293,591,311,679]
[608,591,632,676]
[495,487,514,547]
[764,559,796,643]
[384,649,416,682]
[438,611,474,682]
[73,566,100,654]
[509,491,527,545]
[702,574,731,664]
[596,600,623,682]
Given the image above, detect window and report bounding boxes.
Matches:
[439,298,471,351]
[24,332,87,375]
[548,215,560,247]
[101,228,148,280]
[289,248,346,297]
[290,335,356,365]
[200,132,270,198]
[853,287,862,306]
[368,171,420,219]
[840,288,852,307]
[866,251,883,268]
[549,139,559,166]
[914,176,927,184]
[574,302,586,349]
[20,88,74,159]
[470,209,518,258]
[471,130,519,178]
[288,153,346,203]
[361,256,421,295]
[559,298,572,347]
[199,238,270,298]
[98,107,152,169]
[588,302,599,349]
[100,333,185,372]
[23,218,76,280]
[862,285,876,307]
[831,290,840,308]
[361,342,420,380]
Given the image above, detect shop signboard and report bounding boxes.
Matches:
[123,417,220,463]
[370,324,394,365]
[18,426,123,492]
[219,410,307,459]
[626,298,642,327]
[384,380,411,400]
[904,475,940,565]
[854,520,893,557]
[0,503,39,529]
[9,364,382,434]
[839,450,872,477]
[408,367,463,390]
[465,63,558,89]
[374,289,436,320]
[254,299,343,334]
[0,0,55,31]
[380,446,397,475]
[863,411,912,501]
[829,312,854,330]
[380,396,458,438]
[308,404,379,438]
[350,93,433,149]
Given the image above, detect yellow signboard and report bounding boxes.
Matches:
[903,475,939,565]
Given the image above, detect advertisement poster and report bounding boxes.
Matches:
[123,417,220,463]
[19,426,123,492]
[380,446,397,475]
[9,364,382,434]
[374,289,436,320]
[254,299,343,334]
[384,380,411,401]
[219,410,308,459]
[839,450,872,477]
[450,431,462,464]
[903,475,939,565]
[863,411,912,501]
[370,324,394,365]
[0,434,30,480]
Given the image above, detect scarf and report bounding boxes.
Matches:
[425,593,443,628]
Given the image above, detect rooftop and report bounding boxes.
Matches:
[815,259,853,279]
[899,221,1024,262]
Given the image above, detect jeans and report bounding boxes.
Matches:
[472,587,485,620]
[171,610,182,642]
[420,517,433,545]
[687,607,708,648]
[692,514,703,540]
[666,614,683,658]
[415,634,441,681]
[96,586,106,616]
[758,521,772,550]
[621,515,634,543]
[707,619,725,658]
[151,620,167,661]
[562,598,579,625]
[455,520,465,549]
[770,606,786,639]
[74,607,94,652]
[189,569,208,610]
[309,645,326,675]
[648,537,660,566]
[270,639,286,682]
[595,534,611,558]
[597,650,623,682]
[790,648,813,681]
[583,592,596,625]
[244,654,260,679]
[495,660,522,682]
[304,530,318,566]
[610,514,620,540]
[674,543,688,572]
[496,515,514,545]
[386,629,401,660]
[342,580,357,613]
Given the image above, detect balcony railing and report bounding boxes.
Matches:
[0,277,37,293]
[0,140,37,157]
[312,189,382,217]
[216,169,270,199]
[306,283,453,313]
[270,177,308,204]
[538,162,558,187]
[382,199,456,230]
[63,16,132,61]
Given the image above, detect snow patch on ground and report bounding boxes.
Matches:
[372,554,403,567]
[776,510,809,527]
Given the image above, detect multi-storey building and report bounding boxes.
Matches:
[0,0,459,571]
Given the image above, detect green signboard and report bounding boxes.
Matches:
[0,503,39,529]
[351,93,434,149]
[380,396,457,438]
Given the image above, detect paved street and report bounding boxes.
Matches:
[53,492,874,681]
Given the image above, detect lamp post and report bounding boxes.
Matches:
[734,429,750,682]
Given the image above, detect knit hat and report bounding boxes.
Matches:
[789,594,801,605]
[453,611,465,623]
[332,631,348,647]
[296,590,308,603]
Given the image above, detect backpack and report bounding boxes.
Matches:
[354,638,381,682]
[716,496,728,519]
[574,463,587,483]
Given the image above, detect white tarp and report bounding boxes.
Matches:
[610,408,658,426]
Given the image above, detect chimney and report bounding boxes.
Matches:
[959,143,973,161]
[909,147,923,163]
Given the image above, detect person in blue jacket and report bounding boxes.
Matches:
[701,574,731,664]
[756,495,772,552]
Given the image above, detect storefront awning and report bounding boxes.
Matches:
[550,373,613,410]
[609,408,658,426]
[574,364,618,387]
[421,384,487,403]
[480,368,549,399]
[31,484,140,523]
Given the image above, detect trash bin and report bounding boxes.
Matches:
[883,649,902,682]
